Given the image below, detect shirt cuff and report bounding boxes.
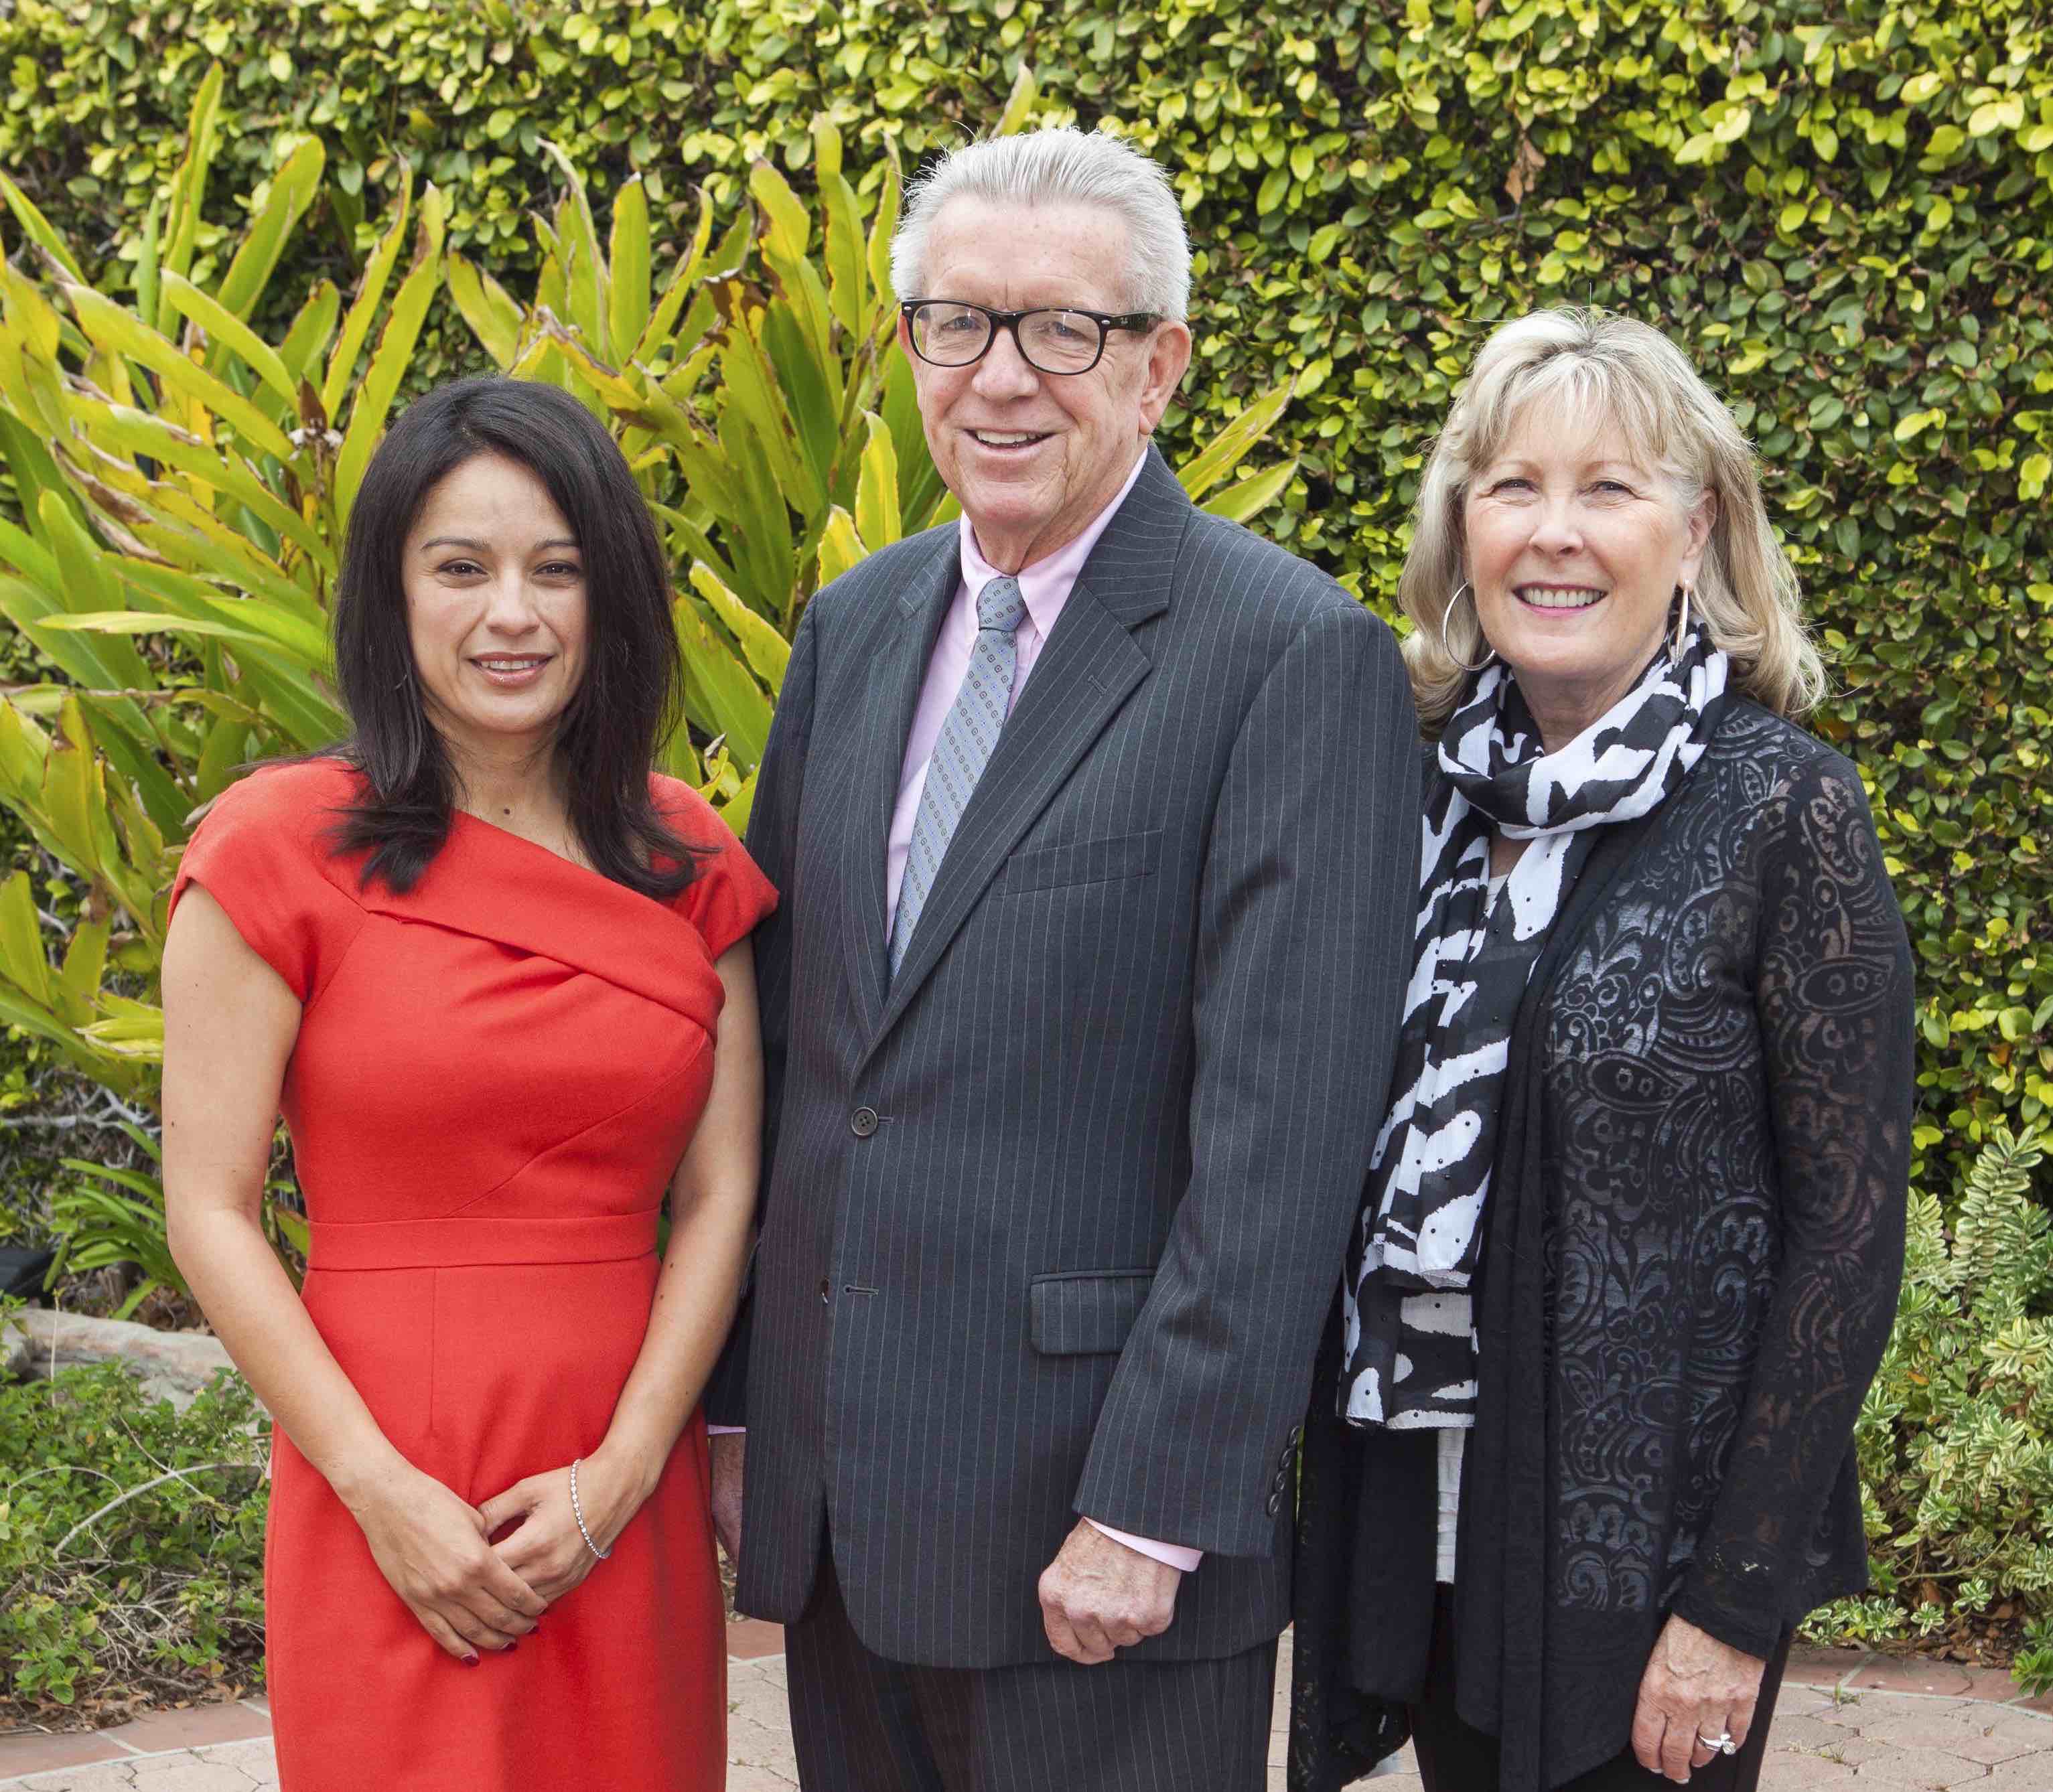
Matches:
[1083,1517,1203,1572]
[707,1425,746,1436]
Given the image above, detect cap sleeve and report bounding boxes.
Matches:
[656,780,779,962]
[169,761,366,1004]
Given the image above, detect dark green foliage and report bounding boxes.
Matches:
[0,1347,268,1710]
[4,0,2049,1161]
[3,0,2051,1680]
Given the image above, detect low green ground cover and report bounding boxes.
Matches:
[0,1342,267,1718]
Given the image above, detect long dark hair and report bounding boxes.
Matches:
[328,376,703,899]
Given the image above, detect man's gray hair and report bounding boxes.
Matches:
[890,127,1191,323]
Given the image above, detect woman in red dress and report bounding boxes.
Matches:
[162,377,774,1789]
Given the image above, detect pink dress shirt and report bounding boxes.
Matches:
[724,450,1201,1575]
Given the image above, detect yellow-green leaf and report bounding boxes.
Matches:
[0,871,52,1006]
[62,283,295,462]
[160,272,299,406]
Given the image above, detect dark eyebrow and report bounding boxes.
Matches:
[415,536,581,552]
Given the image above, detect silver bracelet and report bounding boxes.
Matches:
[569,1457,611,1561]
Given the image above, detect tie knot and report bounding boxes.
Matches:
[976,575,1026,636]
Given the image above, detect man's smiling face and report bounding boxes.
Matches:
[900,196,1191,573]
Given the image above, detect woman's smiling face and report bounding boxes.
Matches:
[401,452,590,766]
[1462,405,1713,745]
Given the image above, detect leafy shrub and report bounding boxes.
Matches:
[0,65,1295,1288]
[0,1341,268,1710]
[2,0,2049,1163]
[1811,1125,2053,1686]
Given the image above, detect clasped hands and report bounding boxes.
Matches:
[346,1448,647,1663]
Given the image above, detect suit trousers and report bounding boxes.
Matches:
[1411,1588,1793,1792]
[787,1547,1279,1792]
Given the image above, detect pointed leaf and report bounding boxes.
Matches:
[1178,380,1295,502]
[0,871,52,1006]
[278,279,341,386]
[160,273,299,406]
[0,173,86,283]
[817,504,869,587]
[334,187,447,528]
[691,563,790,693]
[995,63,1040,137]
[213,136,326,323]
[673,596,772,769]
[322,164,413,422]
[62,282,295,462]
[55,916,109,1027]
[853,410,902,551]
[158,62,226,332]
[1198,458,1299,524]
[446,251,524,370]
[635,192,717,365]
[539,139,608,354]
[608,175,652,367]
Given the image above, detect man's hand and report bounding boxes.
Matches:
[1037,1520,1182,1665]
[710,1432,746,1568]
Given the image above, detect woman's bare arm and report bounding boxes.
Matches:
[163,885,545,1658]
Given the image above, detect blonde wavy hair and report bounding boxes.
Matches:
[1400,306,1825,733]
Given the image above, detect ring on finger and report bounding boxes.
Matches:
[1695,1729,1738,1757]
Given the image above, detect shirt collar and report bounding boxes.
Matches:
[957,448,1150,638]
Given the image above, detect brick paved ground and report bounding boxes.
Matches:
[5,1629,2050,1789]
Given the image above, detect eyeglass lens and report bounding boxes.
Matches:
[910,304,1107,373]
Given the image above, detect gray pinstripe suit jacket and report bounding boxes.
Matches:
[711,447,1421,1669]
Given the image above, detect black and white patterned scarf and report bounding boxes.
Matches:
[1340,625,1731,1430]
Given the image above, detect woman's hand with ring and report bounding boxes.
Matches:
[343,1457,547,1663]
[1631,1614,1766,1782]
[478,1445,654,1604]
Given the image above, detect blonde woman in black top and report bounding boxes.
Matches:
[1291,306,1914,1792]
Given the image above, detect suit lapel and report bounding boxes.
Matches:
[841,532,960,1033]
[867,447,1190,1046]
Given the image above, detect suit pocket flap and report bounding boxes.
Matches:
[1000,829,1161,894]
[1029,1270,1155,1355]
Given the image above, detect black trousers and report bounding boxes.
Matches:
[1411,1588,1792,1792]
[786,1548,1279,1792]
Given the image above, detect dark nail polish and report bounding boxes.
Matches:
[506,1642,518,1653]
[462,1654,480,1667]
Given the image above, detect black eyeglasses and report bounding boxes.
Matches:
[900,300,1161,376]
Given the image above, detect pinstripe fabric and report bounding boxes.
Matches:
[712,446,1422,1669]
[788,1554,1277,1792]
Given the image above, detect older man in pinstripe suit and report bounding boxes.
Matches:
[704,126,1420,1790]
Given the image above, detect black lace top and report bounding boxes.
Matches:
[1290,701,1915,1792]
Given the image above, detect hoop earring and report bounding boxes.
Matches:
[1439,582,1495,674]
[1672,583,1693,660]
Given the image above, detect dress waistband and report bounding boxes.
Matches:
[307,1209,661,1271]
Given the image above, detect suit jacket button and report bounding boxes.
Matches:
[850,1106,879,1138]
[1266,1489,1283,1515]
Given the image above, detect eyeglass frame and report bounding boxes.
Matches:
[898,299,1163,376]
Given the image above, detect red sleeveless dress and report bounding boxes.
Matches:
[172,758,775,1791]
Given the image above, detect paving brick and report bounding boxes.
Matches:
[1856,1706,2042,1763]
[1845,1742,2005,1786]
[1757,1754,1859,1787]
[1981,1756,2053,1791]
[726,1617,785,1660]
[11,1767,139,1791]
[98,1710,269,1757]
[1845,1658,1985,1698]
[0,1738,127,1782]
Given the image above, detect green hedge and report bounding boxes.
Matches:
[7,0,2051,1172]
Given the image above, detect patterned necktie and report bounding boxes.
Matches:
[889,574,1028,977]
